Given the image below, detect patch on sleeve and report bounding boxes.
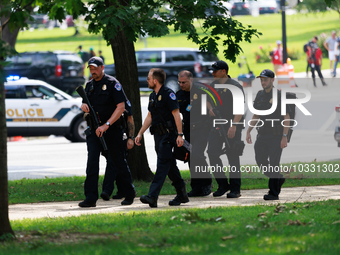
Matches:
[115,83,122,91]
[169,92,176,100]
[126,100,131,107]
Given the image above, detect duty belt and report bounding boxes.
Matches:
[150,124,168,135]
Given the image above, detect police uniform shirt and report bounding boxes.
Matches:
[148,86,179,127]
[211,77,245,126]
[84,74,126,125]
[253,87,291,129]
[176,89,190,133]
[189,83,212,126]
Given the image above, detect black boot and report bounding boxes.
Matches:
[213,183,230,197]
[140,195,157,208]
[169,186,189,206]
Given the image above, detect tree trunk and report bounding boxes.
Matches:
[106,1,154,182]
[0,22,15,237]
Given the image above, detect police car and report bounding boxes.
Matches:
[5,77,86,142]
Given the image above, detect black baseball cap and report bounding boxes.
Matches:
[87,57,104,68]
[256,69,275,78]
[209,60,229,72]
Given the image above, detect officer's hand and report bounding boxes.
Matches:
[96,125,107,137]
[209,108,216,117]
[246,132,252,144]
[81,103,90,113]
[127,138,134,149]
[135,135,142,146]
[227,125,236,139]
[281,137,288,149]
[177,135,184,147]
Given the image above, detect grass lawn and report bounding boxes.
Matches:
[8,160,340,205]
[1,200,340,254]
[15,11,340,78]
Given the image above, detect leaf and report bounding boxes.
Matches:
[221,235,234,241]
[257,213,267,217]
[332,220,340,225]
[66,192,74,195]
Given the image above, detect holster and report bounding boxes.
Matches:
[150,124,168,135]
[84,113,95,130]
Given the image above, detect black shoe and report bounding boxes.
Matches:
[227,191,241,198]
[100,191,110,201]
[140,195,157,208]
[213,185,230,197]
[121,198,134,206]
[263,193,279,200]
[111,193,124,199]
[188,187,211,197]
[169,193,189,206]
[78,200,96,207]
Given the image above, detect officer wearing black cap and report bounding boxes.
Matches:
[207,60,245,198]
[79,56,136,207]
[246,69,290,200]
[135,68,189,208]
[176,70,213,197]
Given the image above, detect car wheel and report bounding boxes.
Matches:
[164,77,180,92]
[71,118,87,142]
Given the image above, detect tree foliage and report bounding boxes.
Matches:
[296,0,340,15]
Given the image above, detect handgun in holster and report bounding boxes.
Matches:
[84,113,95,131]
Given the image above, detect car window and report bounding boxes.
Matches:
[5,87,23,99]
[36,53,55,65]
[197,52,219,62]
[6,55,33,67]
[136,51,162,63]
[167,52,195,62]
[25,85,56,99]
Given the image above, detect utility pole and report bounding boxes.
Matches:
[281,0,287,64]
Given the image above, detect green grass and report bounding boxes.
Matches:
[8,160,340,205]
[15,11,340,78]
[1,200,340,254]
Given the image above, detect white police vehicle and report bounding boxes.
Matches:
[5,77,86,142]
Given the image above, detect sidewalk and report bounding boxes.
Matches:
[9,185,340,221]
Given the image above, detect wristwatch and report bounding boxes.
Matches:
[106,121,110,127]
[128,136,135,140]
[178,133,184,137]
[283,134,287,137]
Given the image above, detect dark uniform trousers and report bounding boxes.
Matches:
[102,146,126,196]
[148,133,185,198]
[85,127,135,202]
[207,127,241,193]
[254,133,284,196]
[189,124,213,191]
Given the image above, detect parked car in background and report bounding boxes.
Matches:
[231,1,259,16]
[105,48,219,92]
[5,77,86,142]
[258,0,279,14]
[4,51,85,95]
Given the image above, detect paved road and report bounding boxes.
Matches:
[7,70,340,180]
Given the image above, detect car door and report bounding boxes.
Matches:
[5,85,29,136]
[25,84,71,136]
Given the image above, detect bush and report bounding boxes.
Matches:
[254,45,302,63]
[254,45,272,63]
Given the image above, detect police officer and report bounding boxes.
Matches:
[79,56,135,207]
[207,60,244,198]
[176,70,212,197]
[135,68,189,207]
[246,69,290,200]
[101,101,135,201]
